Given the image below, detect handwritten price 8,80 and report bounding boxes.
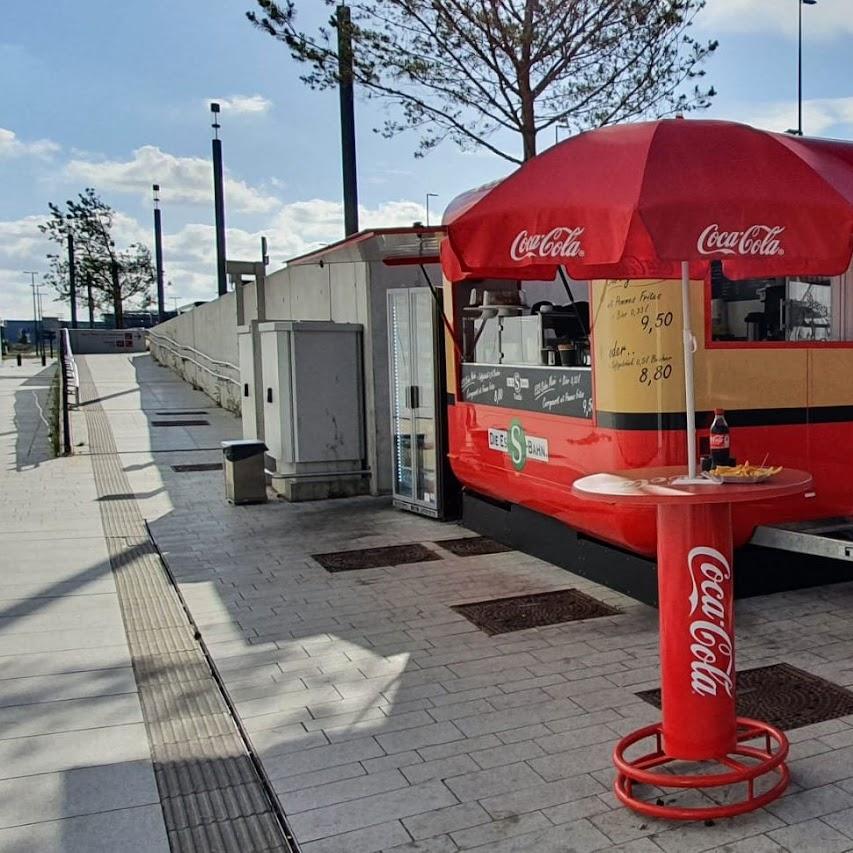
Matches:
[640,312,673,334]
[638,365,673,386]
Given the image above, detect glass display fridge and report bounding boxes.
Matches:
[387,287,458,519]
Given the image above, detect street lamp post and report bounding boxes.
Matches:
[797,0,817,136]
[425,193,438,226]
[24,271,39,354]
[210,103,228,297]
[152,184,165,323]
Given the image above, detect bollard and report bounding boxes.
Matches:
[16,354,22,367]
[41,352,46,367]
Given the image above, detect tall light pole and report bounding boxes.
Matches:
[24,271,39,353]
[425,193,438,226]
[210,103,228,297]
[337,4,359,237]
[152,184,165,322]
[797,0,817,136]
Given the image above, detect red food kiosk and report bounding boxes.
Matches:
[437,118,853,820]
[439,120,853,601]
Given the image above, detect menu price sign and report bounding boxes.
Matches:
[591,279,688,413]
[460,364,593,419]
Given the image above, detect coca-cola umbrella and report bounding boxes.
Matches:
[442,119,853,479]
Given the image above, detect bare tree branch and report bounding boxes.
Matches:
[247,0,717,161]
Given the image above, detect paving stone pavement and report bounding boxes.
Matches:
[0,358,169,852]
[61,354,853,851]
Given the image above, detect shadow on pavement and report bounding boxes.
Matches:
[12,363,57,472]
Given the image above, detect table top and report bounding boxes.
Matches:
[572,466,812,506]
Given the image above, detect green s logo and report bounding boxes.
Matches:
[508,419,527,471]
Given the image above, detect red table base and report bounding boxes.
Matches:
[613,717,789,820]
[572,467,811,821]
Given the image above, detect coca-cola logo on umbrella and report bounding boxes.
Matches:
[687,546,734,699]
[697,224,785,257]
[510,227,585,261]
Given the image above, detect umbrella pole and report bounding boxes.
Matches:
[681,260,698,480]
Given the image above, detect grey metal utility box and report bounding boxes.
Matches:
[238,321,264,441]
[258,321,367,501]
[222,440,267,504]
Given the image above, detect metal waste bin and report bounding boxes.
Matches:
[222,440,267,505]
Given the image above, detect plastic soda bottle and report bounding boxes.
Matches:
[710,408,731,467]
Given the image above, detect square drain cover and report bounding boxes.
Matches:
[636,662,853,731]
[452,588,621,636]
[436,536,512,557]
[313,543,441,572]
[171,463,223,473]
[155,410,208,416]
[151,420,210,427]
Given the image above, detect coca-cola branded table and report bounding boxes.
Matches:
[572,466,812,820]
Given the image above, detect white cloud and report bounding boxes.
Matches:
[0,216,50,260]
[0,128,60,160]
[65,145,280,214]
[0,197,428,318]
[719,96,853,137]
[698,0,853,38]
[209,95,272,115]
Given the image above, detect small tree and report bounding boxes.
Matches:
[40,189,155,329]
[247,0,718,164]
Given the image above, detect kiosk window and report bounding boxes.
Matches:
[460,280,591,367]
[711,262,843,342]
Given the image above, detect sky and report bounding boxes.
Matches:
[1,0,852,321]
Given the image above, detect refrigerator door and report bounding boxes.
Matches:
[388,290,415,502]
[411,289,438,511]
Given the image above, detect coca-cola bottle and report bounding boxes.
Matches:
[710,408,731,467]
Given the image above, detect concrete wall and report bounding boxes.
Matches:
[148,292,241,413]
[149,254,441,495]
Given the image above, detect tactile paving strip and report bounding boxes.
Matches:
[637,662,853,731]
[77,362,293,853]
[452,588,621,635]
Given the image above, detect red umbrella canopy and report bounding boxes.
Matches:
[442,119,853,282]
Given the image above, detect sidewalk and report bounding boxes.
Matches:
[87,355,853,852]
[6,352,853,853]
[0,358,169,852]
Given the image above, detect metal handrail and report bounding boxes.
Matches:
[148,331,240,386]
[60,329,80,407]
[59,328,77,454]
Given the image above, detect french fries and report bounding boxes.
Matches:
[711,461,783,478]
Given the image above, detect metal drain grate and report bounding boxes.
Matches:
[312,543,441,572]
[171,463,223,473]
[436,536,512,557]
[636,662,853,731]
[156,411,208,416]
[452,588,621,635]
[152,420,210,427]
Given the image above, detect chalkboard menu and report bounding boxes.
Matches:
[460,364,593,419]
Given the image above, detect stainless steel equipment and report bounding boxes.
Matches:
[222,439,267,504]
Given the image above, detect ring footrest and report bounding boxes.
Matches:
[612,717,789,820]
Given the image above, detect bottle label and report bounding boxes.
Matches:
[710,433,730,449]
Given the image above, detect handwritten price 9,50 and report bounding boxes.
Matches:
[640,312,674,334]
[638,365,673,386]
